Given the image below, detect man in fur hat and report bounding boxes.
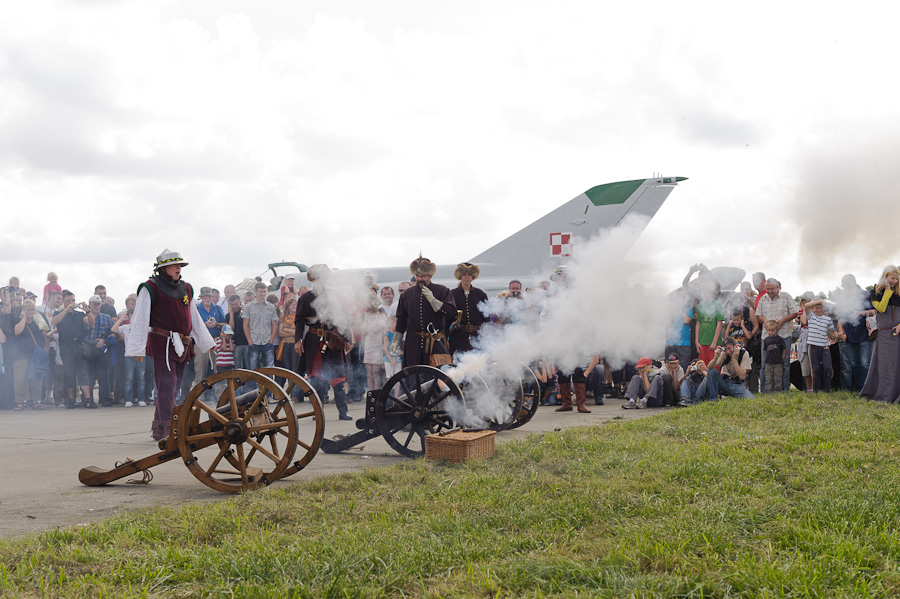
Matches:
[126,250,216,442]
[448,262,488,356]
[293,264,352,421]
[393,255,457,367]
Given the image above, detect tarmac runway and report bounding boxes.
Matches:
[0,394,658,539]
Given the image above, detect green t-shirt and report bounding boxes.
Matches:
[696,300,724,346]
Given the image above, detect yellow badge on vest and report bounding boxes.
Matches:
[183,295,189,305]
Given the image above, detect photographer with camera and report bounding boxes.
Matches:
[707,337,754,399]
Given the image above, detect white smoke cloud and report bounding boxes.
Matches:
[307,270,378,333]
[445,215,671,426]
[791,127,900,276]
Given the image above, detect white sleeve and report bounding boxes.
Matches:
[191,302,217,353]
[126,288,151,357]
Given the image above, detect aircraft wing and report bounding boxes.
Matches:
[467,176,686,276]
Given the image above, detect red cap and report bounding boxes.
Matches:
[636,357,653,368]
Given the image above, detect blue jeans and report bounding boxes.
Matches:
[839,341,872,392]
[123,356,145,403]
[246,344,275,370]
[707,368,754,398]
[232,344,249,370]
[681,375,711,403]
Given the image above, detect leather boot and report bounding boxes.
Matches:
[555,382,573,412]
[574,383,591,413]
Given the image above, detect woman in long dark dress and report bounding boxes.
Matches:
[859,266,900,403]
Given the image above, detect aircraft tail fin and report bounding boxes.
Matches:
[468,176,685,274]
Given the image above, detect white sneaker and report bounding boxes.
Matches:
[138,401,147,407]
[124,401,134,407]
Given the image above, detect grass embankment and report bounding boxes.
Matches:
[3,392,900,598]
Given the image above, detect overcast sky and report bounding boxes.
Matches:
[2,1,899,304]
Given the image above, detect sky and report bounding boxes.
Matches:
[2,1,900,305]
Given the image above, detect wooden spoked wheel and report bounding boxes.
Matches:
[508,368,540,430]
[253,367,325,478]
[175,369,297,494]
[374,365,463,458]
[458,366,524,431]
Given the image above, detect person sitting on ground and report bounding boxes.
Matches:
[707,337,754,398]
[800,298,838,392]
[622,357,654,409]
[762,320,788,393]
[623,355,683,409]
[532,358,557,406]
[655,353,685,406]
[678,359,710,406]
[680,338,754,404]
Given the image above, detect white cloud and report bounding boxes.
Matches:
[1,0,900,304]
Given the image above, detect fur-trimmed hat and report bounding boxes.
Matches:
[454,262,479,280]
[306,264,332,282]
[409,254,437,277]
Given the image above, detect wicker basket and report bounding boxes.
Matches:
[425,429,496,463]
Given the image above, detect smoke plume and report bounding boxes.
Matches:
[446,215,671,424]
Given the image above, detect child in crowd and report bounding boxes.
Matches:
[723,308,751,348]
[42,272,61,305]
[216,325,235,372]
[800,299,837,392]
[762,320,787,392]
[361,295,388,393]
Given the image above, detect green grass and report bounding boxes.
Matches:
[4,391,900,598]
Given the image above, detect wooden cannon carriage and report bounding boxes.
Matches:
[78,365,540,494]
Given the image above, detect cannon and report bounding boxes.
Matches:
[79,365,540,493]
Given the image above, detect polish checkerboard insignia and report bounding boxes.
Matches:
[550,232,572,257]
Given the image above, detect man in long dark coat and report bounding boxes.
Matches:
[293,264,352,420]
[393,255,457,367]
[448,262,488,357]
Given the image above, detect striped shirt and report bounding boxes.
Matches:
[215,337,234,368]
[806,312,834,347]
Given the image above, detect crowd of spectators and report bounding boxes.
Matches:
[1,262,896,414]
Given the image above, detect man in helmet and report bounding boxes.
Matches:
[126,250,216,442]
[393,255,457,367]
[293,264,352,421]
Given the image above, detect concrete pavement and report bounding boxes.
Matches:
[0,394,660,538]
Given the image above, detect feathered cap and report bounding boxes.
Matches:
[306,264,332,282]
[409,254,437,276]
[154,249,188,270]
[454,262,479,280]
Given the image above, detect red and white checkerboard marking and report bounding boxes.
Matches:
[550,232,572,257]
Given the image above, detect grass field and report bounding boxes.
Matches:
[3,391,900,598]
